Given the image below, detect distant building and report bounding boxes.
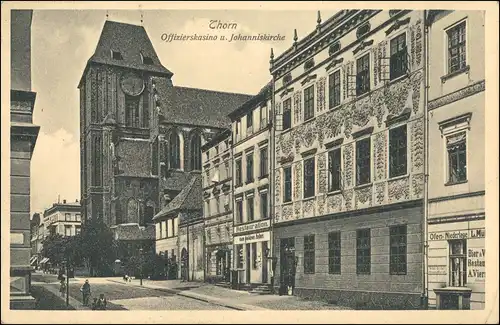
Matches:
[10,9,39,309]
[202,129,233,284]
[270,10,426,308]
[78,20,252,264]
[42,200,82,238]
[426,10,485,310]
[229,82,272,288]
[29,213,43,268]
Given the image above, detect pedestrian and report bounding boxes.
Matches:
[59,279,66,298]
[80,279,91,306]
[96,293,107,310]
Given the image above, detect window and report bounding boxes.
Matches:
[390,225,407,275]
[328,148,342,192]
[449,239,467,287]
[246,153,254,183]
[260,192,268,219]
[111,50,123,60]
[246,111,253,134]
[252,243,258,269]
[236,200,243,224]
[303,235,315,274]
[356,54,370,96]
[75,226,81,235]
[235,159,242,186]
[447,132,467,183]
[125,95,140,127]
[236,244,244,269]
[205,200,210,217]
[283,167,292,203]
[356,138,371,185]
[390,33,408,80]
[247,197,254,222]
[303,157,316,198]
[169,132,181,169]
[259,147,268,178]
[93,136,102,186]
[329,70,341,109]
[225,161,230,181]
[260,106,268,129]
[304,85,315,120]
[75,214,81,222]
[447,21,467,74]
[142,54,154,65]
[167,219,173,238]
[173,217,178,236]
[190,134,202,171]
[152,137,159,175]
[389,125,408,178]
[328,232,341,274]
[65,226,72,237]
[283,98,292,130]
[161,220,166,238]
[65,213,71,221]
[356,229,371,275]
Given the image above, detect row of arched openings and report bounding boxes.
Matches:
[167,130,202,171]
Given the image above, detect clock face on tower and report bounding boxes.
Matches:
[120,73,145,96]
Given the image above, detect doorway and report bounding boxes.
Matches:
[245,243,251,283]
[262,242,268,283]
[280,237,296,294]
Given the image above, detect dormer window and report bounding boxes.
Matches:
[141,53,154,65]
[111,50,123,60]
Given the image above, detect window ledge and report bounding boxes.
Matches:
[354,182,373,190]
[329,104,342,111]
[389,73,409,85]
[356,91,371,101]
[326,190,342,196]
[282,201,293,207]
[258,174,269,180]
[441,65,470,84]
[388,174,409,182]
[303,196,315,202]
[445,179,468,186]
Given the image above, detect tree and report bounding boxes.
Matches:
[79,218,118,276]
[40,233,66,266]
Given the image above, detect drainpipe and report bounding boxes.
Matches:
[422,10,430,309]
[269,71,276,291]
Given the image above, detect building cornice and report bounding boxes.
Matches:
[428,80,485,110]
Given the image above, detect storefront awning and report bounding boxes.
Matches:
[30,255,38,265]
[40,257,50,264]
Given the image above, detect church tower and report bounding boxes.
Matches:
[78,20,172,229]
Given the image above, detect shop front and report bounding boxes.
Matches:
[233,219,271,286]
[427,216,485,310]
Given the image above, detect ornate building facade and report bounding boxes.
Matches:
[78,20,252,262]
[425,10,485,310]
[270,10,426,308]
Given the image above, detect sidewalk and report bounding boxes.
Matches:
[106,278,349,310]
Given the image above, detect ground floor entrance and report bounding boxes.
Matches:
[233,231,271,285]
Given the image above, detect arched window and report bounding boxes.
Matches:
[127,198,138,224]
[190,134,202,171]
[169,132,181,169]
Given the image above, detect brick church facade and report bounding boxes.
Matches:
[78,20,251,262]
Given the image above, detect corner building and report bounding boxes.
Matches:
[270,10,426,309]
[426,10,485,310]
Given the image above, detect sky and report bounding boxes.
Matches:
[29,8,339,214]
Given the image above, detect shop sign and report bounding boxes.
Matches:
[428,228,485,241]
[233,231,270,245]
[234,220,270,234]
[467,248,485,282]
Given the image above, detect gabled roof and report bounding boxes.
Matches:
[78,20,172,87]
[153,174,202,220]
[228,80,272,120]
[160,86,253,129]
[111,223,155,241]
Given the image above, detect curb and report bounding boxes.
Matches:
[33,283,89,311]
[106,279,267,311]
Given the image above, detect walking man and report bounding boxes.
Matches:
[80,279,91,306]
[59,278,66,298]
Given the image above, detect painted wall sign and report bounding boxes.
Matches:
[234,219,270,234]
[233,231,270,245]
[428,228,485,241]
[467,248,485,282]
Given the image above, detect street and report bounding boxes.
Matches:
[31,273,231,310]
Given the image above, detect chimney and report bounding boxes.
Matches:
[63,199,67,204]
[76,199,79,203]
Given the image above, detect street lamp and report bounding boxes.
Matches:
[139,248,143,286]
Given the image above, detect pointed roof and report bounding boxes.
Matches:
[78,20,172,87]
[153,174,202,220]
[161,86,253,129]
